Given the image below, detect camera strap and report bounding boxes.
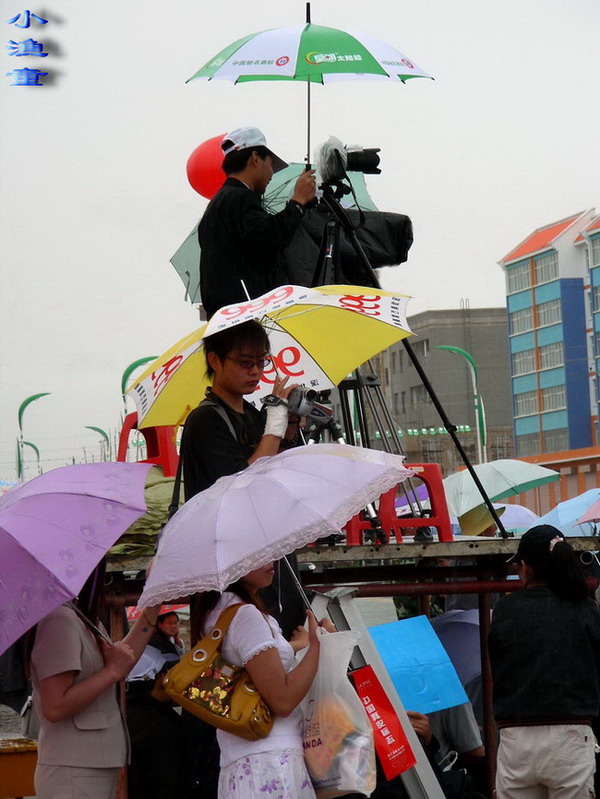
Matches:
[167,398,241,523]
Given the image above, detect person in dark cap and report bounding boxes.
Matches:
[489,525,600,799]
[198,126,316,318]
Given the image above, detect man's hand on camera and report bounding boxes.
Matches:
[291,169,317,207]
[272,375,297,400]
[264,377,299,438]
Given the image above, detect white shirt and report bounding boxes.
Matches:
[203,592,304,767]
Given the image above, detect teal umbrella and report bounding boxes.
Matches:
[171,165,379,304]
[443,460,560,518]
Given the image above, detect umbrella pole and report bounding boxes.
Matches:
[305,2,311,167]
[282,554,313,610]
[306,81,311,167]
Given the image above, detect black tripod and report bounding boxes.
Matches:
[309,183,508,538]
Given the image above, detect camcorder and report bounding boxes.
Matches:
[262,388,333,425]
[287,388,333,424]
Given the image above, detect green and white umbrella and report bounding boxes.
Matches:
[188,23,432,84]
[443,459,560,518]
[188,12,432,162]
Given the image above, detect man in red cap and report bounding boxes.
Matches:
[199,126,316,318]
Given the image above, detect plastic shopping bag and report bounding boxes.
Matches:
[301,630,376,799]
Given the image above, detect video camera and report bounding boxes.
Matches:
[287,388,333,425]
[262,388,333,425]
[317,136,381,188]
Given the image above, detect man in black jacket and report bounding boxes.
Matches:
[199,126,316,318]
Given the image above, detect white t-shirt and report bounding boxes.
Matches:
[203,592,303,767]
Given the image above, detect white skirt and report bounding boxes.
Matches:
[219,750,316,799]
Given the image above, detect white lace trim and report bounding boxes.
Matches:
[241,640,278,665]
[139,448,412,608]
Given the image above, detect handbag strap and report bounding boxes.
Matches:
[195,603,245,659]
[167,424,185,521]
[67,601,112,643]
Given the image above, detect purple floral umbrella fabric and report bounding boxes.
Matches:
[0,462,151,655]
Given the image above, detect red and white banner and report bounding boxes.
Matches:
[350,664,416,781]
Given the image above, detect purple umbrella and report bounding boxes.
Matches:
[0,462,152,655]
[430,610,481,687]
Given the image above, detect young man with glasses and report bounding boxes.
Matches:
[181,319,297,499]
[180,320,304,799]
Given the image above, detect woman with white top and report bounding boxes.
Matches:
[194,560,333,799]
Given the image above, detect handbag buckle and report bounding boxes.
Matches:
[192,648,208,662]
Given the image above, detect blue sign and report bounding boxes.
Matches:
[369,615,468,715]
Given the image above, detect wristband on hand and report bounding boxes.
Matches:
[264,403,289,438]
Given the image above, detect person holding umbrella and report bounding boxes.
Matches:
[489,525,600,799]
[30,560,163,799]
[194,561,335,799]
[198,126,316,318]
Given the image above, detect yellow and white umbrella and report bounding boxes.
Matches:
[127,284,412,429]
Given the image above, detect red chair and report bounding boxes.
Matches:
[117,412,179,477]
[378,463,453,543]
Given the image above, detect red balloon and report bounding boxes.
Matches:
[186,134,226,199]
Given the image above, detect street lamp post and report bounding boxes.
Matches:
[17,393,51,480]
[437,346,487,464]
[84,426,111,461]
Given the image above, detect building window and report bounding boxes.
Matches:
[516,432,539,457]
[490,434,513,460]
[537,298,561,327]
[411,384,428,407]
[515,390,538,416]
[506,262,531,294]
[393,393,399,415]
[593,285,600,313]
[385,368,389,386]
[534,252,558,284]
[420,438,444,463]
[541,385,566,411]
[543,429,568,452]
[591,237,600,268]
[509,307,534,335]
[511,349,535,376]
[391,351,397,371]
[413,339,430,359]
[401,391,406,415]
[539,341,564,369]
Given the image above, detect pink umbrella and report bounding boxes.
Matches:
[0,462,152,655]
[577,499,600,526]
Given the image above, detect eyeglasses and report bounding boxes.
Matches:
[225,355,271,371]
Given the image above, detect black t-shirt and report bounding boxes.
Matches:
[181,391,265,500]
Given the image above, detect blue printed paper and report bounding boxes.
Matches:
[369,615,468,715]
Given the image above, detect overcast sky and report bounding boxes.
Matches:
[1,0,599,480]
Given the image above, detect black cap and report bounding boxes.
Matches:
[508,524,565,563]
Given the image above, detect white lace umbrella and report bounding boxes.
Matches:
[139,443,413,606]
